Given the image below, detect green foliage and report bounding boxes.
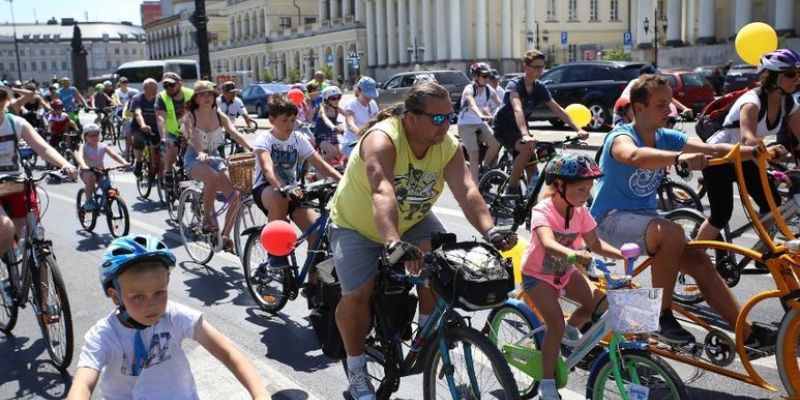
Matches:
[602,47,632,61]
[262,69,273,82]
[321,65,333,79]
[287,68,301,83]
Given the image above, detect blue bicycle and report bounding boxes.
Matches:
[241,179,337,313]
[76,166,130,238]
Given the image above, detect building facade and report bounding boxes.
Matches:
[0,19,147,83]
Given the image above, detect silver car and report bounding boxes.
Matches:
[377,70,471,110]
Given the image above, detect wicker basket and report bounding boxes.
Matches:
[228,152,255,193]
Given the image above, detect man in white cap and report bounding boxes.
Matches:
[340,76,379,158]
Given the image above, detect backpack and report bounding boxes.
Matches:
[695,85,795,142]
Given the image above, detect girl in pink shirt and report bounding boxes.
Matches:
[521,153,622,400]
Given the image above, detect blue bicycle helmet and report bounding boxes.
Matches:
[99,234,176,294]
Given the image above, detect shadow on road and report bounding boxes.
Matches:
[0,335,71,399]
[178,261,252,307]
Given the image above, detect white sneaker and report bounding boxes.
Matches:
[347,366,376,400]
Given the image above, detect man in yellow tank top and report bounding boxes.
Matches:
[329,82,516,400]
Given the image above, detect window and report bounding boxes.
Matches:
[62,61,67,70]
[385,76,404,89]
[568,0,578,21]
[41,61,46,70]
[546,0,557,20]
[124,48,128,55]
[540,68,565,85]
[304,17,316,25]
[30,61,35,71]
[591,66,613,81]
[681,73,709,88]
[106,60,112,69]
[0,63,4,71]
[279,17,292,29]
[663,75,677,87]
[590,0,599,21]
[52,61,57,70]
[115,48,120,55]
[40,49,45,56]
[610,0,620,21]
[9,62,14,71]
[50,49,55,55]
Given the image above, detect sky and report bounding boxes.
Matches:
[0,0,144,27]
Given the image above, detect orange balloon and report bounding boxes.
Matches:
[287,88,305,106]
[260,221,297,256]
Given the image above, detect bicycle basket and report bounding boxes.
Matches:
[606,288,662,334]
[431,241,513,311]
[228,152,255,193]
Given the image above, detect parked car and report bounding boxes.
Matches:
[693,65,725,95]
[723,64,759,94]
[660,70,715,115]
[377,70,470,110]
[532,61,646,131]
[239,83,291,117]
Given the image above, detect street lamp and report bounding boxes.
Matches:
[6,0,22,81]
[526,22,549,50]
[407,37,426,64]
[643,9,668,68]
[346,49,364,82]
[302,49,316,79]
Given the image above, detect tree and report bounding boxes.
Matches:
[262,70,273,82]
[321,65,333,79]
[287,68,301,83]
[601,47,632,62]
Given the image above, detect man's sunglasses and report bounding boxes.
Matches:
[414,110,456,125]
[163,82,177,89]
[328,95,341,101]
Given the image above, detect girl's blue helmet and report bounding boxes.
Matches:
[99,234,176,293]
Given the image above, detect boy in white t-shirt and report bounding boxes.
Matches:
[67,234,268,400]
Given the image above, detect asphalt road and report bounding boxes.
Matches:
[0,113,792,399]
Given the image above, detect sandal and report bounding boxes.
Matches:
[222,236,236,256]
[201,217,218,233]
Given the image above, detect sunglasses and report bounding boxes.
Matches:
[414,110,456,126]
[783,70,800,79]
[328,95,341,101]
[163,82,176,89]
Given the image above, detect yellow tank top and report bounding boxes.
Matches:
[331,116,459,243]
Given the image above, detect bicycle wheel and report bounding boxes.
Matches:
[234,200,267,261]
[106,195,130,238]
[165,187,179,222]
[154,176,165,203]
[777,308,800,397]
[659,180,704,213]
[241,232,290,313]
[486,304,539,399]
[178,189,214,265]
[423,325,519,400]
[136,161,152,199]
[33,253,74,370]
[0,257,20,333]
[665,209,707,305]
[75,189,98,232]
[478,170,514,225]
[587,348,688,400]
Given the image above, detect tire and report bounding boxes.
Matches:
[486,305,539,399]
[76,189,98,232]
[587,101,610,131]
[155,177,165,204]
[423,325,520,399]
[256,104,266,118]
[587,349,688,400]
[106,195,130,238]
[478,169,514,225]
[234,201,267,262]
[664,208,708,305]
[34,254,74,370]
[166,185,180,222]
[241,232,290,313]
[0,259,20,333]
[777,308,800,397]
[658,180,704,213]
[136,161,152,199]
[178,189,214,265]
[548,118,566,129]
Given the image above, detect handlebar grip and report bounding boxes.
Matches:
[620,243,640,259]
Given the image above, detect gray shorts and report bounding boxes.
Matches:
[457,122,496,153]
[184,147,227,174]
[329,213,446,295]
[596,209,678,256]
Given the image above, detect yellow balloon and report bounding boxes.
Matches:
[564,103,592,128]
[735,22,778,66]
[499,237,529,287]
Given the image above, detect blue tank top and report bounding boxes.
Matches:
[58,87,76,110]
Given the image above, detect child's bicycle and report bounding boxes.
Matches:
[0,168,74,370]
[135,142,165,203]
[486,244,688,399]
[76,166,130,238]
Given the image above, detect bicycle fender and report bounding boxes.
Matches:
[241,225,265,237]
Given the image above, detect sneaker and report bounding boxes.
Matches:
[133,161,143,178]
[347,366,376,400]
[82,200,96,212]
[537,379,561,400]
[502,185,522,197]
[268,255,290,269]
[744,322,777,359]
[654,310,695,345]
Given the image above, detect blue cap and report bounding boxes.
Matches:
[639,64,658,75]
[357,76,379,99]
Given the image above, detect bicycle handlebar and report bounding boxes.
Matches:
[0,170,64,184]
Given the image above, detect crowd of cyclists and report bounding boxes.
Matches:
[1,43,800,400]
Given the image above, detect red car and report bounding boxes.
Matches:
[660,70,716,115]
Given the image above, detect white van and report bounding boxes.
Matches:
[115,59,200,91]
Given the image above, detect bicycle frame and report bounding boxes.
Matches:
[285,208,331,286]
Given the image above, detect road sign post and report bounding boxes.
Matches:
[561,31,568,50]
[623,31,632,54]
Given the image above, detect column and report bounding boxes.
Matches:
[665,0,682,46]
[409,0,418,62]
[435,0,448,60]
[696,0,714,43]
[387,0,398,64]
[376,0,387,65]
[525,0,535,50]
[343,0,352,17]
[685,0,694,44]
[501,0,511,58]
[422,0,433,62]
[398,0,409,64]
[448,0,461,60]
[732,0,751,37]
[475,0,487,59]
[264,8,271,33]
[636,0,653,48]
[355,0,365,22]
[775,0,796,36]
[366,0,377,66]
[330,0,340,20]
[319,0,327,22]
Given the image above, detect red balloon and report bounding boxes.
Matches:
[260,220,297,256]
[287,89,305,106]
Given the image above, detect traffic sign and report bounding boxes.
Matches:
[561,31,568,50]
[623,31,632,54]
[326,53,334,67]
